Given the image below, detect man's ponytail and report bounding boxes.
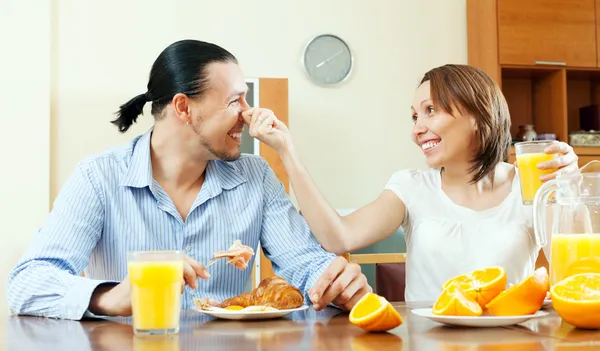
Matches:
[111,93,149,133]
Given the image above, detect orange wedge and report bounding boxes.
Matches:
[485,267,549,316]
[551,272,600,329]
[442,266,507,308]
[349,293,403,332]
[433,281,482,316]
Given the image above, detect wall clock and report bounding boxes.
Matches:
[302,34,353,86]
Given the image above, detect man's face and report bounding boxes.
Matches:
[186,61,250,161]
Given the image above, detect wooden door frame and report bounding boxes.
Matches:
[248,77,289,289]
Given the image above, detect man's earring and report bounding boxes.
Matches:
[185,122,189,128]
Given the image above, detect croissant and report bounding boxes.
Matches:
[221,276,304,310]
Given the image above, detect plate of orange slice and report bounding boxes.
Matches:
[412,266,551,327]
[411,309,549,328]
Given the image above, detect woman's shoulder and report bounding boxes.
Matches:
[387,168,440,184]
[385,168,440,201]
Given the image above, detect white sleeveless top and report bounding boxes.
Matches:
[384,168,546,302]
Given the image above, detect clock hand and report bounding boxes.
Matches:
[316,50,344,68]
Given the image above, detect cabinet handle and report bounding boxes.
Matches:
[534,61,566,66]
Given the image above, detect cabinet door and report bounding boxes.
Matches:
[578,155,600,168]
[498,0,596,67]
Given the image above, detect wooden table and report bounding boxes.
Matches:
[5,302,600,350]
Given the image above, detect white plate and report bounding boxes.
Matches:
[411,308,549,328]
[542,299,552,308]
[192,305,309,320]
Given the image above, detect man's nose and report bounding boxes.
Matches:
[238,99,251,123]
[240,97,250,110]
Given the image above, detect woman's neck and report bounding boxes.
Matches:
[441,163,497,194]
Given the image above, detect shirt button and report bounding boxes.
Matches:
[185,245,192,252]
[190,289,196,295]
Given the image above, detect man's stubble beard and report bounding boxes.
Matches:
[190,117,241,162]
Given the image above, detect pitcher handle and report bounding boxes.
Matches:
[533,179,558,249]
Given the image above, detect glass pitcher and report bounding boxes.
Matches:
[533,161,600,285]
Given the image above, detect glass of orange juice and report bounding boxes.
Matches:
[515,140,557,205]
[127,250,184,335]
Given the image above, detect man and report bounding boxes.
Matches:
[6,39,371,320]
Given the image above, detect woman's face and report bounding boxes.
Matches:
[410,81,478,169]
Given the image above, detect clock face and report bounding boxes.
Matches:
[303,34,353,86]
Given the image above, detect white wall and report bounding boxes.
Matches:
[53,0,467,207]
[0,1,51,318]
[0,0,467,316]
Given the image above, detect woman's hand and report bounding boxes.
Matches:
[537,141,579,182]
[241,108,292,154]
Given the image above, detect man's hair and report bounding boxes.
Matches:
[111,39,238,133]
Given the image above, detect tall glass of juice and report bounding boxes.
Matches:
[127,250,184,335]
[515,140,557,205]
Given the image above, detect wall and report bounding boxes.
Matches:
[0,0,467,315]
[0,1,51,319]
[52,0,467,206]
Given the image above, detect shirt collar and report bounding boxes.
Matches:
[120,129,248,193]
[209,160,248,192]
[120,129,153,188]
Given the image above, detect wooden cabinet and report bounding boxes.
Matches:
[501,67,568,141]
[596,0,600,67]
[497,0,597,68]
[468,0,600,165]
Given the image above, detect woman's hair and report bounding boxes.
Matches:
[111,39,238,133]
[420,64,511,183]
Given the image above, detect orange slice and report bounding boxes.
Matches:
[433,281,482,316]
[551,272,600,329]
[442,266,507,308]
[224,305,244,310]
[485,267,549,316]
[349,293,403,332]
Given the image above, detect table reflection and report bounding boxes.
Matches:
[5,307,353,351]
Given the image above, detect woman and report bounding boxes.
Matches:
[242,64,579,301]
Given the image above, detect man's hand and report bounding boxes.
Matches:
[308,257,372,311]
[88,255,210,317]
[88,280,132,317]
[182,255,210,288]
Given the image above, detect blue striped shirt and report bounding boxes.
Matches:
[6,129,336,320]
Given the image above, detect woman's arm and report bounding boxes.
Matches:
[280,146,405,254]
[242,107,405,254]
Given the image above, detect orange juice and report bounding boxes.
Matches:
[550,234,600,285]
[516,152,556,204]
[128,260,183,333]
